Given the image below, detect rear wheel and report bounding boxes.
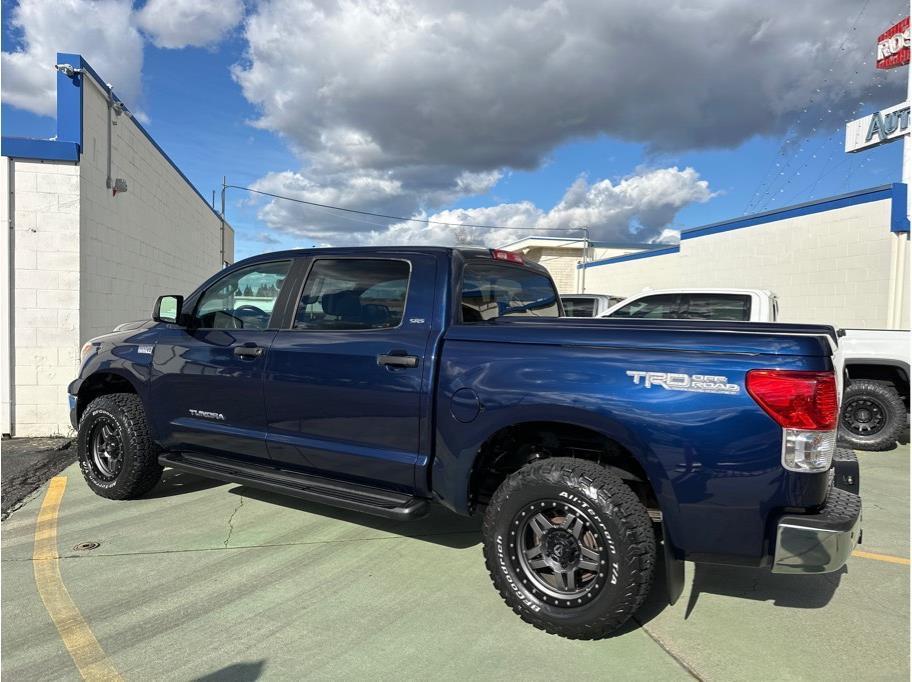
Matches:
[77,393,162,499]
[482,458,655,639]
[839,381,906,452]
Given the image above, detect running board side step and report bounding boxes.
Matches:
[158,453,428,521]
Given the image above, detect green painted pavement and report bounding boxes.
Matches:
[1,445,908,680]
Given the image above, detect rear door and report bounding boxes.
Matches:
[264,254,438,491]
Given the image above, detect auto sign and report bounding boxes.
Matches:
[876,17,910,70]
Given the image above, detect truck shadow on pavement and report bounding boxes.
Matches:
[681,563,845,618]
[226,486,484,549]
[191,660,266,682]
[142,469,230,498]
[144,474,845,635]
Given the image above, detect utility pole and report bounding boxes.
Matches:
[220,176,227,268]
[579,226,590,294]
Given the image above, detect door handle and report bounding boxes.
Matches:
[377,352,419,368]
[234,343,263,358]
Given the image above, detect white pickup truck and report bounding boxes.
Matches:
[600,288,909,451]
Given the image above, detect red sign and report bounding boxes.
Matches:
[876,17,910,69]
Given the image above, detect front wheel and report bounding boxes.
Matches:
[77,393,163,499]
[482,458,655,639]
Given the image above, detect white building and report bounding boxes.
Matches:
[577,185,910,330]
[1,54,234,437]
[498,236,655,293]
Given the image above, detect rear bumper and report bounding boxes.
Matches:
[772,483,862,575]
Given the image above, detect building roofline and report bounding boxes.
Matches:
[681,183,906,240]
[579,183,909,270]
[499,235,658,250]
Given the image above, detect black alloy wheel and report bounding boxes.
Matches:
[513,500,607,604]
[841,396,887,438]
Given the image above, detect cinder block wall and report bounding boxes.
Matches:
[582,199,900,329]
[79,77,231,342]
[5,159,81,435]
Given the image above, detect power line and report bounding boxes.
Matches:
[224,184,587,235]
[743,0,880,214]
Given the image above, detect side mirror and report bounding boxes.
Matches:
[153,295,184,324]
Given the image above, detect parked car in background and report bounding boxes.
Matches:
[560,293,624,317]
[600,288,778,322]
[601,287,909,451]
[838,329,910,451]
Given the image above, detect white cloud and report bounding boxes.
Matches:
[251,166,713,247]
[235,1,905,162]
[137,0,245,49]
[234,0,904,245]
[1,0,144,117]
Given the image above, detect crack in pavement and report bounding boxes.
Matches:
[632,616,703,680]
[223,497,244,548]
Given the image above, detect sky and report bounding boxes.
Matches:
[2,0,909,260]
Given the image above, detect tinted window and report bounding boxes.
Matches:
[561,298,596,317]
[678,294,751,321]
[193,261,291,329]
[608,294,679,319]
[460,262,560,322]
[295,259,410,330]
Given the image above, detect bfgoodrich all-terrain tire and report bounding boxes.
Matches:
[839,380,906,452]
[482,458,655,639]
[77,393,163,499]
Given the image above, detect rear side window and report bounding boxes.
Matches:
[295,259,410,330]
[609,294,679,319]
[562,298,596,317]
[678,294,751,321]
[460,262,560,322]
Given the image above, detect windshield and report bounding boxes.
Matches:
[460,262,560,322]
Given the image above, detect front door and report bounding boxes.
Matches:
[151,259,293,460]
[264,255,437,491]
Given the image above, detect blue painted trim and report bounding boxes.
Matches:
[681,185,895,240]
[0,137,79,161]
[56,52,83,151]
[890,183,909,232]
[579,245,679,269]
[580,184,906,270]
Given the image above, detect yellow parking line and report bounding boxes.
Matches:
[851,549,911,566]
[33,476,122,681]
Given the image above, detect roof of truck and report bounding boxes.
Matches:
[233,246,551,274]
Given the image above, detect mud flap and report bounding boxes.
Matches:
[663,524,685,605]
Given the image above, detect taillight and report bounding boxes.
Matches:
[746,370,837,430]
[746,370,838,473]
[490,249,524,264]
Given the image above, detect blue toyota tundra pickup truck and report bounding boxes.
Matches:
[69,246,861,639]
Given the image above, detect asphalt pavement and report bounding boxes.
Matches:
[1,437,74,520]
[1,445,908,680]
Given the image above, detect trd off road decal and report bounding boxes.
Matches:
[625,370,740,396]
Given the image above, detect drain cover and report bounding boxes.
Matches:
[73,542,100,551]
